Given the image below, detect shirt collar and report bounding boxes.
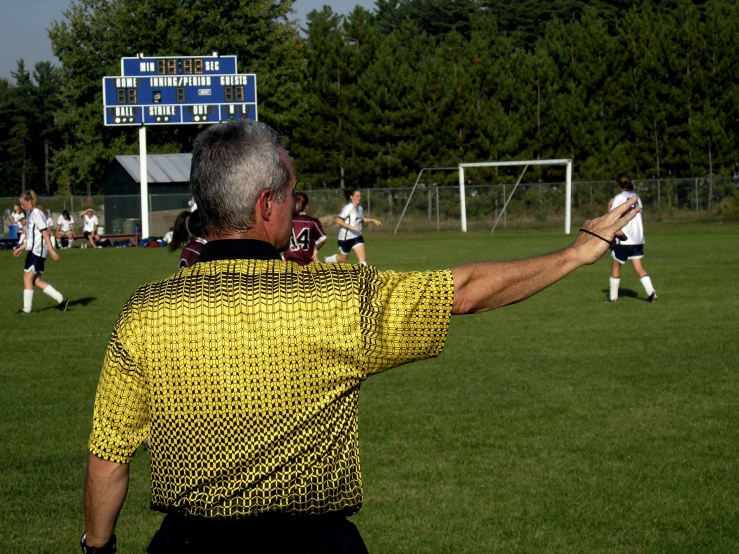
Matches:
[197,239,281,262]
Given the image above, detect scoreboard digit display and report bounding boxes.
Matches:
[121,55,238,77]
[102,73,257,126]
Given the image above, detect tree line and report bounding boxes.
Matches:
[0,0,737,199]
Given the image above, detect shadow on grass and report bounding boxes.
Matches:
[69,296,96,308]
[601,288,642,301]
[32,296,97,313]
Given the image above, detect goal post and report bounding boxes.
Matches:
[394,159,573,234]
[459,159,573,234]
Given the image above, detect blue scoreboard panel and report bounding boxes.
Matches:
[120,55,238,77]
[102,74,257,126]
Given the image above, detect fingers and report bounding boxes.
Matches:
[610,200,640,224]
[585,200,639,240]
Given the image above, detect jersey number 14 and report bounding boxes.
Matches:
[289,228,310,251]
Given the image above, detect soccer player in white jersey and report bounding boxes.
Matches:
[324,189,382,266]
[79,208,100,248]
[12,190,69,313]
[56,210,76,248]
[607,173,658,303]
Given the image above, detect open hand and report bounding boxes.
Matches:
[570,200,640,265]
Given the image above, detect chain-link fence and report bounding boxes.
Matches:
[2,177,737,238]
[389,176,739,232]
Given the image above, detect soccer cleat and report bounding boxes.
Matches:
[16,309,29,315]
[647,291,658,303]
[58,297,69,312]
[604,298,617,303]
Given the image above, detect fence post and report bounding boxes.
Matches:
[503,185,507,230]
[436,186,440,231]
[695,178,699,217]
[366,188,371,231]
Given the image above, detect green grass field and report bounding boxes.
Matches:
[1,221,737,553]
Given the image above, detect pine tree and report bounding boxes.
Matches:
[294,6,348,189]
[9,60,39,194]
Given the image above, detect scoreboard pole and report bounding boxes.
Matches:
[139,126,149,238]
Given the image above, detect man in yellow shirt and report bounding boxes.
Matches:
[82,120,639,553]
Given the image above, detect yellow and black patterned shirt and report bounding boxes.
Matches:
[89,240,454,518]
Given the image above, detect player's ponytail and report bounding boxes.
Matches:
[616,173,633,191]
[295,192,309,212]
[20,190,43,210]
[169,210,204,252]
[169,211,191,251]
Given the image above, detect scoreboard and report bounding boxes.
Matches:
[102,55,257,126]
[102,74,257,125]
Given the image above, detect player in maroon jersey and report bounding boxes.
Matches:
[283,192,327,266]
[169,209,207,269]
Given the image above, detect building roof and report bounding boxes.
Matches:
[114,153,192,184]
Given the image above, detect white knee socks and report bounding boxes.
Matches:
[43,285,64,303]
[640,275,655,296]
[609,278,620,301]
[23,289,33,313]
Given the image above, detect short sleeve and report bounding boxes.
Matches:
[31,210,46,230]
[360,269,454,375]
[88,294,150,463]
[339,204,351,219]
[314,220,326,242]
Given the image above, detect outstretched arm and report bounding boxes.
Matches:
[451,200,638,315]
[84,453,129,549]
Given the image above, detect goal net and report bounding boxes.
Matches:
[395,159,573,234]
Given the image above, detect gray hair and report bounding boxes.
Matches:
[190,120,292,238]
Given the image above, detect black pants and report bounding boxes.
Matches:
[146,512,369,554]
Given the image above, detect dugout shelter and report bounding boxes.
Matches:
[101,153,192,235]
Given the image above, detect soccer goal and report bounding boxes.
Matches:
[395,159,573,234]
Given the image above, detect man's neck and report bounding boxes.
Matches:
[206,230,270,243]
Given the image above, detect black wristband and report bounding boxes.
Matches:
[80,532,116,554]
[579,228,612,245]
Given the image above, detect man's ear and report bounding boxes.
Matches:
[256,189,273,221]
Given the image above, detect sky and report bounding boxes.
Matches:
[0,0,377,81]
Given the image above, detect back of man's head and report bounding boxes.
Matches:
[190,120,291,239]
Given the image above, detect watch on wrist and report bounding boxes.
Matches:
[80,532,117,554]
